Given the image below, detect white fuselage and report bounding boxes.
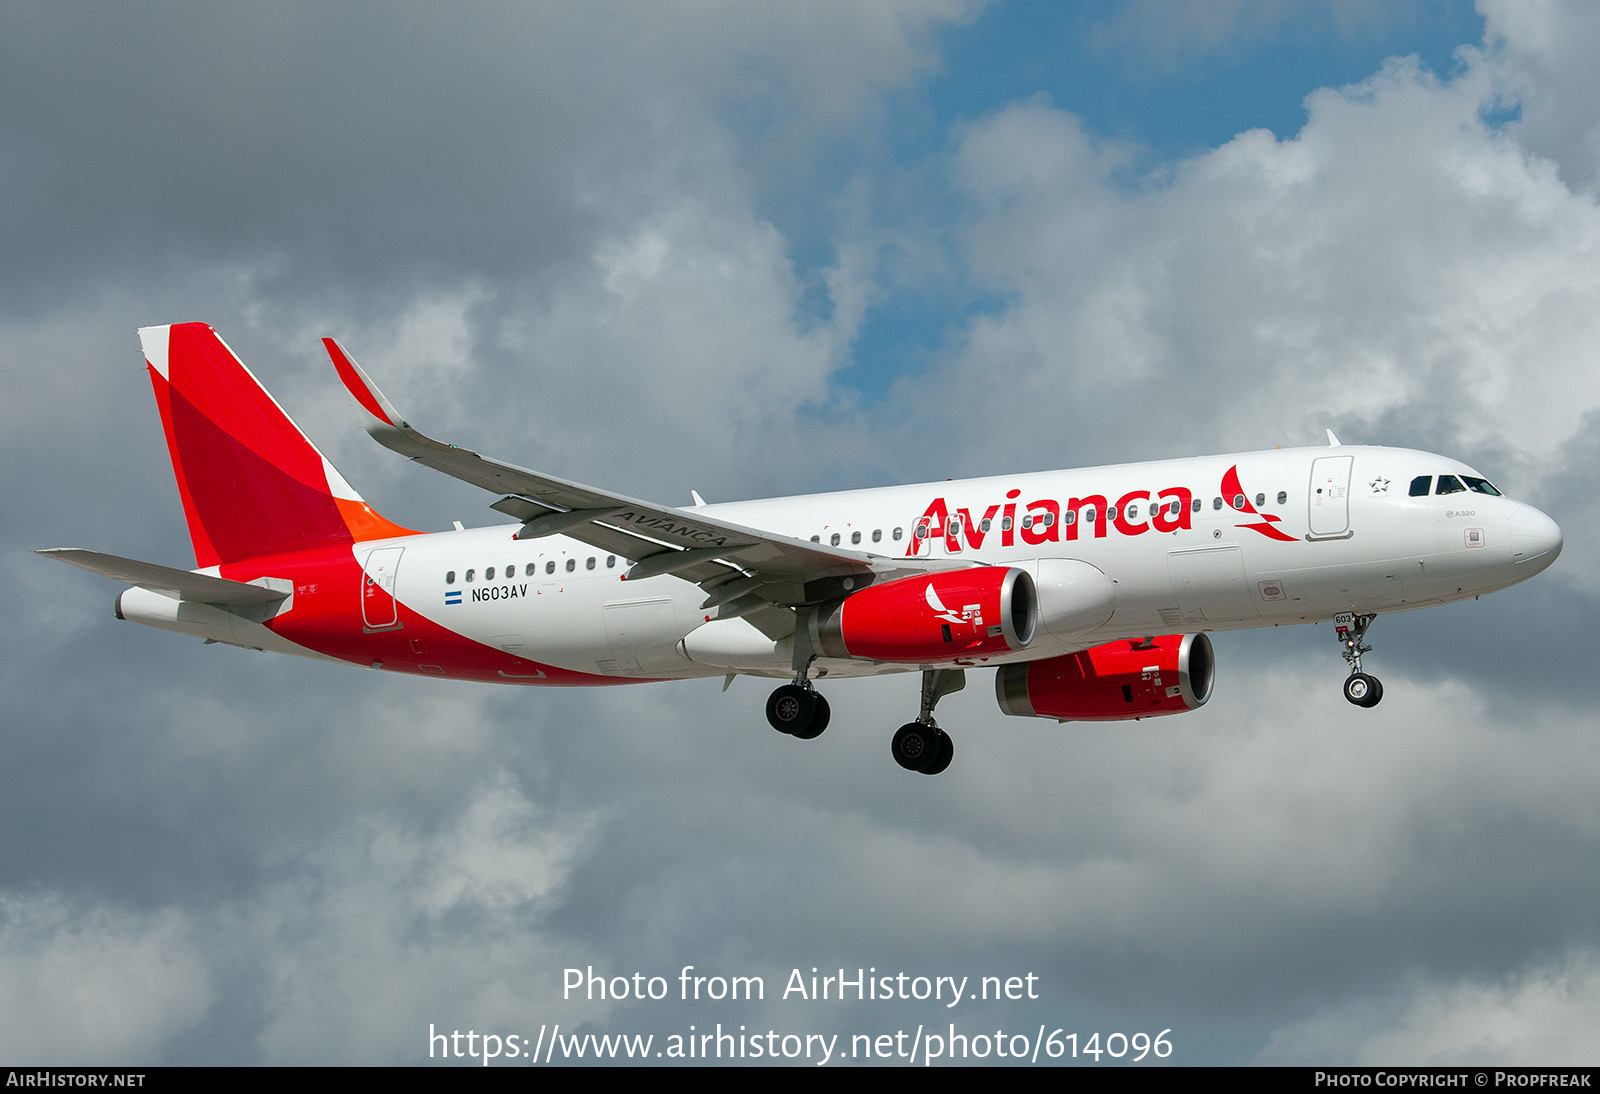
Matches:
[317,444,1556,683]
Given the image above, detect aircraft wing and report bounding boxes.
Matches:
[36,548,290,606]
[324,339,953,604]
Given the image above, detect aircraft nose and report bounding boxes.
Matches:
[1509,504,1562,577]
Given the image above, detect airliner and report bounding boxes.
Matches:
[41,324,1563,775]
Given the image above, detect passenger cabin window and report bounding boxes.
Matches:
[830,533,841,546]
[586,557,595,570]
[1232,495,1246,510]
[546,561,555,574]
[1063,510,1076,525]
[1255,493,1266,507]
[1276,491,1288,505]
[486,567,495,580]
[465,569,475,582]
[1436,475,1466,495]
[979,518,991,532]
[811,535,820,543]
[566,559,575,572]
[872,529,882,542]
[892,527,903,541]
[446,570,456,584]
[1192,498,1202,513]
[1001,516,1013,531]
[607,555,617,568]
[525,563,536,577]
[1213,497,1223,510]
[851,531,861,544]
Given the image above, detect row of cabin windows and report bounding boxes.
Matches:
[445,555,618,583]
[1409,474,1502,497]
[812,528,906,547]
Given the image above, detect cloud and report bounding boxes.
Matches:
[908,42,1600,515]
[1481,0,1600,194]
[0,895,211,1064]
[1258,948,1600,1064]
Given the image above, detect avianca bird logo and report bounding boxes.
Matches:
[925,583,981,628]
[1222,465,1298,542]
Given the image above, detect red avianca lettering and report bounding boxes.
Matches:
[908,486,1194,554]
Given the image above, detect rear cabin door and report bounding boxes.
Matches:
[361,546,405,631]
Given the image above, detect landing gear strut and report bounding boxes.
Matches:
[891,669,963,775]
[767,608,830,739]
[1336,612,1383,708]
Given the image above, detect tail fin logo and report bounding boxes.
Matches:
[141,323,414,568]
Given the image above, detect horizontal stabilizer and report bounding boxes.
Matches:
[36,548,290,606]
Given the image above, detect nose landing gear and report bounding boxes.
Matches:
[1336,612,1383,708]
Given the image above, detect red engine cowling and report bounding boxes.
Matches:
[994,633,1214,720]
[812,566,1037,663]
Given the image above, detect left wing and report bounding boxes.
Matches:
[323,339,955,609]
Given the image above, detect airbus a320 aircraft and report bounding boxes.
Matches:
[42,324,1563,775]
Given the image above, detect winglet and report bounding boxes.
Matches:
[324,337,406,431]
[1326,429,1342,447]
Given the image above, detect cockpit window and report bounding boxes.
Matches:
[1435,475,1466,495]
[1462,476,1502,496]
[1409,476,1432,497]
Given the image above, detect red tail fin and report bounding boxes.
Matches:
[140,323,414,568]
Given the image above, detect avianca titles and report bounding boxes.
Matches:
[41,323,1563,775]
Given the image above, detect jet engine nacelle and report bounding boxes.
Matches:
[812,566,1036,663]
[994,633,1214,720]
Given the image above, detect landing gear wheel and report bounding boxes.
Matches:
[791,693,831,740]
[1343,673,1383,708]
[767,684,818,735]
[891,722,940,772]
[919,730,954,775]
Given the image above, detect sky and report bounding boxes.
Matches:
[3,0,1599,1067]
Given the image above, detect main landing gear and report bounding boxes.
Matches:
[763,666,963,775]
[766,608,832,740]
[765,680,831,740]
[890,669,964,776]
[1336,612,1384,708]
